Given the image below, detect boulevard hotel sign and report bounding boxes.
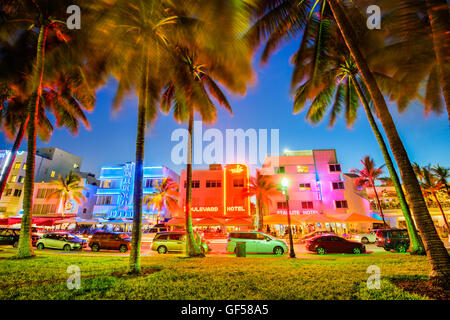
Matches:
[179,164,251,218]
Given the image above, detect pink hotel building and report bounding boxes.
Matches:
[260,149,371,217]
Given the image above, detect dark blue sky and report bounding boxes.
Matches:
[1,41,449,177]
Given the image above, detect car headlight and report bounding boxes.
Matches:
[74,243,80,247]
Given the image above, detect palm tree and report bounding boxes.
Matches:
[143,177,179,222]
[283,8,424,253]
[161,45,252,257]
[249,0,449,282]
[242,169,281,231]
[431,164,449,196]
[92,0,203,272]
[351,157,388,227]
[0,36,95,199]
[1,0,95,259]
[45,171,87,215]
[420,166,450,232]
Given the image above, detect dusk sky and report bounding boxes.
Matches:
[1,41,449,177]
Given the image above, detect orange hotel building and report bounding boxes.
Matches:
[176,164,252,229]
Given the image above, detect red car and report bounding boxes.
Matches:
[306,234,366,255]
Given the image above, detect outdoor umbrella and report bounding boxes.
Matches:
[301,213,341,223]
[224,217,252,226]
[194,217,225,226]
[166,217,186,226]
[341,213,381,223]
[264,214,304,225]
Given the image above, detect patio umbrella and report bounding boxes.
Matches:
[301,213,341,223]
[194,217,225,226]
[264,214,304,225]
[166,217,186,226]
[342,213,381,223]
[223,217,252,226]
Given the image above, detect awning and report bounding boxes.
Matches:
[1,217,62,226]
[335,213,382,223]
[166,217,186,226]
[264,214,304,225]
[301,213,341,223]
[194,217,225,226]
[223,217,252,226]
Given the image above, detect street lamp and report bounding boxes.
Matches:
[281,177,296,258]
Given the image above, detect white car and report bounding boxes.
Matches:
[352,231,377,244]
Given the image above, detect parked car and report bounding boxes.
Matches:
[151,231,210,254]
[88,231,131,252]
[226,231,288,255]
[0,228,40,247]
[36,232,87,251]
[352,230,378,244]
[306,234,366,255]
[375,229,410,252]
[147,224,168,233]
[299,230,336,243]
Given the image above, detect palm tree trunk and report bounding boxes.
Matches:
[432,192,450,232]
[128,48,149,274]
[351,75,424,254]
[328,0,450,282]
[425,0,450,127]
[16,23,48,259]
[185,108,204,257]
[371,181,387,226]
[0,118,28,199]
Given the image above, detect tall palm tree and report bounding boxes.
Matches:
[45,171,87,215]
[242,169,281,231]
[0,37,95,199]
[249,0,449,282]
[351,157,388,227]
[161,45,252,257]
[431,164,449,196]
[92,0,202,272]
[143,177,179,222]
[1,0,94,259]
[283,9,424,253]
[420,166,450,232]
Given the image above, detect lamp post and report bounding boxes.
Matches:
[281,177,296,258]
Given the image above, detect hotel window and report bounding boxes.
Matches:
[277,201,288,209]
[329,164,341,172]
[335,200,348,209]
[192,180,200,188]
[5,189,12,196]
[206,180,222,188]
[13,189,22,197]
[275,166,285,174]
[332,182,345,190]
[299,183,311,191]
[10,175,17,183]
[145,179,153,188]
[96,196,112,205]
[297,166,309,173]
[301,201,314,209]
[233,179,244,187]
[22,164,27,170]
[13,162,21,170]
[50,170,56,178]
[18,176,24,183]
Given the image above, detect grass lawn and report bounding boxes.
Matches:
[0,248,433,300]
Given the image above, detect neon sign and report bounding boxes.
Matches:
[230,165,245,174]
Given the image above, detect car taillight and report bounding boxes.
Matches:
[387,238,390,243]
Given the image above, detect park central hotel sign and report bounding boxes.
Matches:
[178,164,251,218]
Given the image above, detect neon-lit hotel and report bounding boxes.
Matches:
[92,163,179,221]
[174,164,252,226]
[260,149,371,217]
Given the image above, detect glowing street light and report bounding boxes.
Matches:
[280,177,295,258]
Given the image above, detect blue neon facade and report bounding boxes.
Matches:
[93,162,179,221]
